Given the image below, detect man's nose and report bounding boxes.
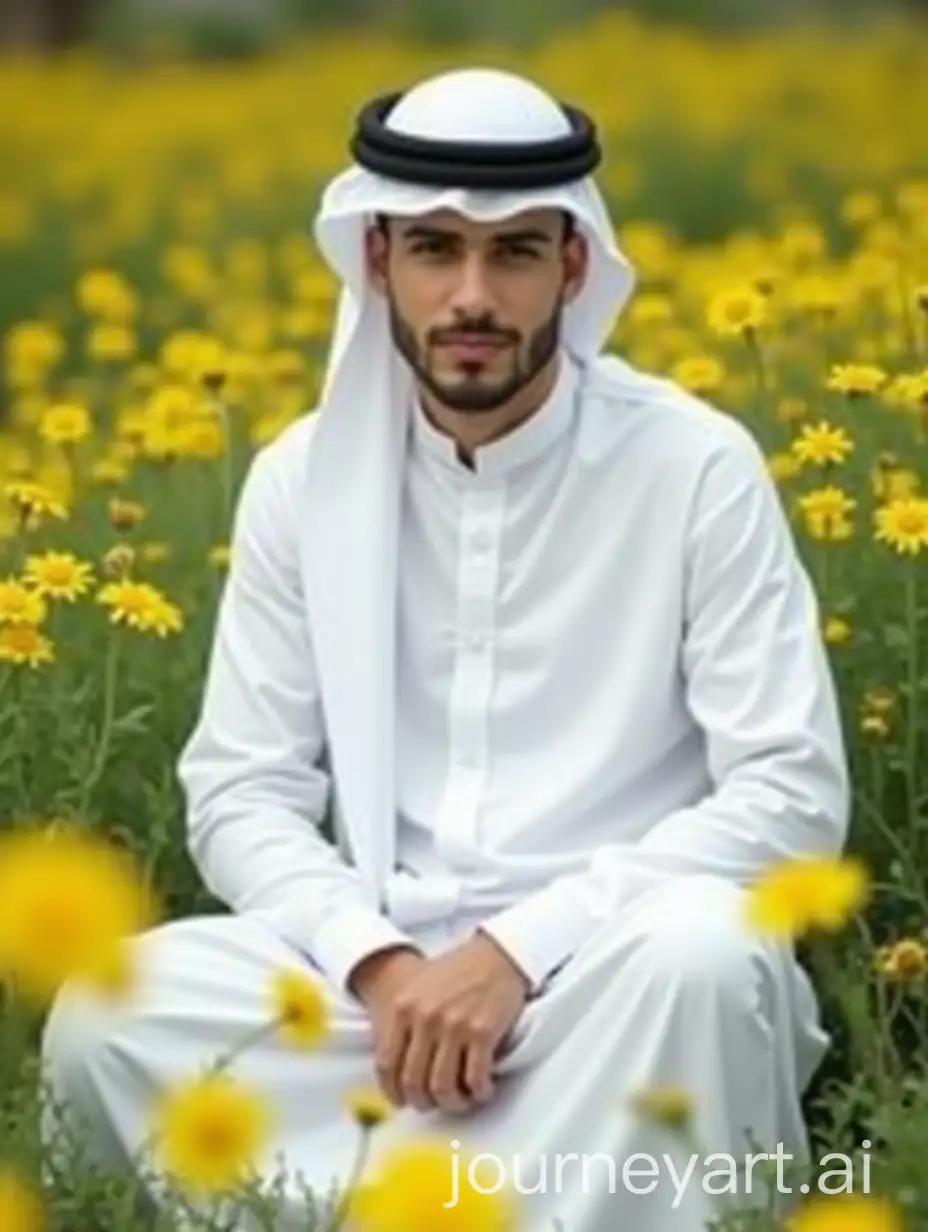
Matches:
[449,252,494,315]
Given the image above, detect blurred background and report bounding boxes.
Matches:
[0,0,925,435]
[1,0,928,50]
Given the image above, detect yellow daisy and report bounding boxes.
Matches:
[269,968,330,1050]
[151,1072,272,1197]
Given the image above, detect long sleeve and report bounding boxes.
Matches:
[177,429,418,993]
[479,421,851,992]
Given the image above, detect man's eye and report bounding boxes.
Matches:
[499,245,540,260]
[410,240,450,256]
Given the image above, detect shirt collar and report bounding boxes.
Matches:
[408,349,579,481]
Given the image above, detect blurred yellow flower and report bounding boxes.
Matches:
[97,579,183,636]
[791,421,854,467]
[823,616,851,646]
[785,1194,903,1232]
[0,1166,44,1232]
[0,580,47,626]
[861,713,890,741]
[745,855,870,938]
[208,544,231,570]
[0,822,156,1004]
[269,969,330,1050]
[707,285,767,337]
[4,480,68,526]
[0,624,55,668]
[77,268,136,320]
[107,497,146,531]
[826,363,887,397]
[796,486,856,541]
[346,1086,393,1130]
[88,323,136,364]
[875,938,928,983]
[151,1072,271,1197]
[873,497,928,555]
[671,356,726,396]
[345,1139,517,1232]
[23,551,94,601]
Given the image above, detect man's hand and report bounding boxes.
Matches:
[349,933,531,1115]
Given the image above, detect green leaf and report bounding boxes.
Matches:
[110,704,155,736]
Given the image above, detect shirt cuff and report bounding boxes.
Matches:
[477,883,597,995]
[309,905,421,994]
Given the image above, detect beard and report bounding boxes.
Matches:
[386,292,563,414]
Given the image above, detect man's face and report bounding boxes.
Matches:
[365,207,588,413]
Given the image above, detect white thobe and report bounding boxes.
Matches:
[40,350,849,1231]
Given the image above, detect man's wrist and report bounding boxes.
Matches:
[475,928,532,997]
[347,943,422,1002]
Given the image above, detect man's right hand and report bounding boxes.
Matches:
[349,946,432,1109]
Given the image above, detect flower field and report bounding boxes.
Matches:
[1,10,928,1230]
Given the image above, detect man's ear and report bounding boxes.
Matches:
[562,230,590,305]
[365,223,389,295]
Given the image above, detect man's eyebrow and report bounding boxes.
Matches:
[399,224,460,242]
[491,228,555,245]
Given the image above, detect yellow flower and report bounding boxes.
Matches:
[4,320,64,374]
[0,580,47,626]
[861,713,890,741]
[826,363,887,397]
[23,551,94,601]
[97,579,183,637]
[823,616,851,646]
[796,486,856,541]
[0,624,55,668]
[875,938,928,983]
[107,497,146,531]
[785,1193,903,1232]
[140,541,171,564]
[38,401,92,446]
[863,685,896,714]
[345,1139,517,1232]
[151,1072,272,1197]
[345,1086,392,1130]
[777,396,808,424]
[874,497,928,555]
[629,1087,693,1134]
[208,544,231,570]
[791,421,854,467]
[767,451,802,484]
[269,969,330,1050]
[0,823,156,1004]
[671,356,725,396]
[102,544,136,578]
[77,268,136,320]
[707,284,767,338]
[0,1167,44,1232]
[88,323,136,364]
[4,480,68,526]
[745,855,870,939]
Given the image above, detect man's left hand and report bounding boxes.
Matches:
[378,930,531,1115]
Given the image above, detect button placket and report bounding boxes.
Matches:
[434,482,504,851]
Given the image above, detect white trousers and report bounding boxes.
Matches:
[39,874,829,1231]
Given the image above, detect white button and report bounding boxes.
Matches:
[471,528,493,552]
[466,632,486,652]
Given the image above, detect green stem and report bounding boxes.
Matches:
[905,562,921,834]
[324,1125,373,1232]
[214,397,234,542]
[79,634,121,815]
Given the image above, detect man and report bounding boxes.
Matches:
[41,67,849,1230]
